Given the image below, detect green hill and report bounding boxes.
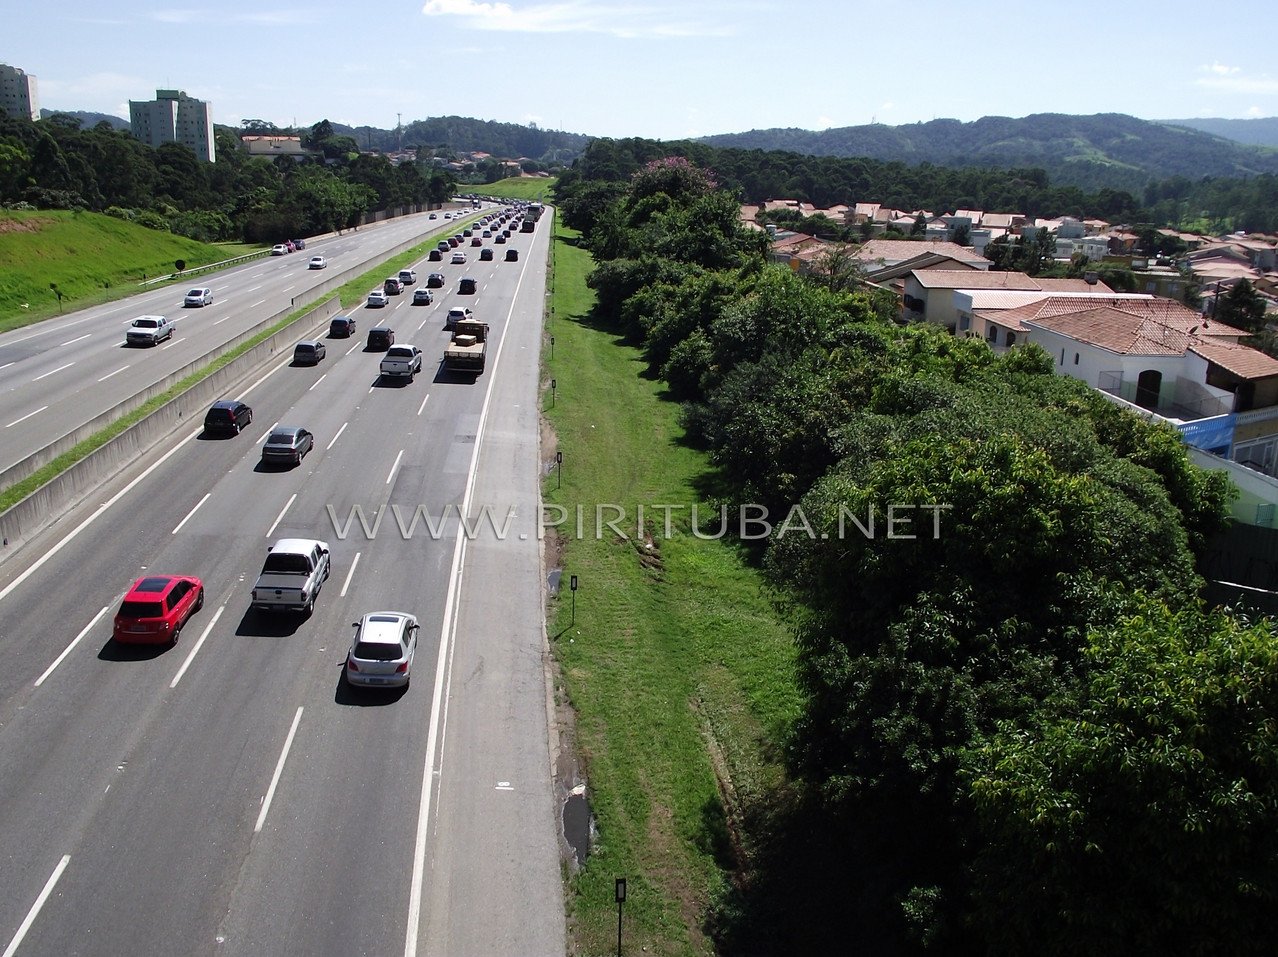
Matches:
[697,113,1278,192]
[0,209,256,330]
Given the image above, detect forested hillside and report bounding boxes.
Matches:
[1165,116,1278,147]
[330,115,587,161]
[697,113,1278,193]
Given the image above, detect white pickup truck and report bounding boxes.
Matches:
[251,539,331,614]
[379,344,423,382]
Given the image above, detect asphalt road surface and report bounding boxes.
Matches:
[0,208,565,956]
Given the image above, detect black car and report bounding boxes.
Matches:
[428,249,443,261]
[458,277,477,295]
[479,248,494,261]
[494,233,506,244]
[292,238,307,250]
[261,426,314,467]
[426,273,445,288]
[504,249,519,262]
[203,400,253,435]
[329,316,356,338]
[367,326,395,350]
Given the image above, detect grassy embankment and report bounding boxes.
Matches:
[540,218,801,956]
[0,208,259,331]
[0,211,486,513]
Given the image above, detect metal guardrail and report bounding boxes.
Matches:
[139,249,272,287]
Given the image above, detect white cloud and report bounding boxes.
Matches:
[421,0,733,38]
[1195,63,1278,94]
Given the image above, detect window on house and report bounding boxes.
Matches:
[1060,349,1065,365]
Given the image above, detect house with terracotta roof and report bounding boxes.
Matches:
[902,269,1095,329]
[856,240,989,272]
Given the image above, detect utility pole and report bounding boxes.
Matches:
[397,113,402,153]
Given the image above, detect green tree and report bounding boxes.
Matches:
[1216,277,1268,332]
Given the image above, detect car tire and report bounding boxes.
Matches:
[194,587,204,612]
[305,595,315,615]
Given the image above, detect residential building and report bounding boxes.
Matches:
[241,135,309,160]
[129,89,215,162]
[0,63,39,121]
[902,269,1094,329]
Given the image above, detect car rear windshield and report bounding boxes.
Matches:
[119,600,164,619]
[262,552,311,574]
[266,432,294,446]
[354,640,404,661]
[206,409,232,422]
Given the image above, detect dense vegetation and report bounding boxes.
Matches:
[696,113,1278,195]
[557,136,1278,236]
[554,151,1278,954]
[0,114,457,243]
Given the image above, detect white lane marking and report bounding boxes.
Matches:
[97,365,130,382]
[5,406,47,428]
[404,234,528,957]
[326,422,347,451]
[60,334,91,346]
[344,343,360,356]
[308,373,327,392]
[258,421,280,445]
[170,603,224,688]
[172,492,211,534]
[416,393,429,416]
[213,316,229,325]
[495,782,514,791]
[251,299,267,308]
[385,449,404,486]
[246,284,264,292]
[237,357,291,400]
[266,493,297,538]
[35,605,111,687]
[33,362,74,381]
[0,427,202,606]
[255,707,304,833]
[1,854,71,957]
[340,552,360,597]
[0,362,14,371]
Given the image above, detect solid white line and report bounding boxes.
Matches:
[96,364,130,382]
[255,707,304,832]
[404,232,529,957]
[33,362,74,381]
[386,449,404,485]
[172,492,211,534]
[266,493,297,538]
[5,406,47,428]
[340,552,360,597]
[35,605,111,687]
[238,358,291,401]
[326,422,348,451]
[416,393,429,416]
[60,334,91,346]
[308,373,327,392]
[170,604,224,688]
[0,427,202,606]
[1,855,71,957]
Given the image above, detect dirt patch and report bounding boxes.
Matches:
[0,216,54,233]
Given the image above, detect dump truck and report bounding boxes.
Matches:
[442,317,489,374]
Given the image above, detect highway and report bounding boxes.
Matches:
[0,206,479,478]
[0,206,566,956]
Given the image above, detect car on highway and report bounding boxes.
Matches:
[261,426,314,467]
[398,268,417,286]
[445,306,473,329]
[451,251,467,264]
[479,248,494,261]
[293,238,307,250]
[482,229,491,238]
[126,315,173,346]
[426,272,445,288]
[505,249,519,262]
[184,286,213,307]
[270,244,289,255]
[203,399,253,435]
[463,228,473,237]
[470,237,482,247]
[308,256,327,269]
[428,249,443,261]
[412,287,434,305]
[367,289,389,308]
[494,233,506,244]
[366,326,395,350]
[458,277,477,295]
[293,340,326,365]
[113,574,204,645]
[383,277,404,295]
[329,316,356,338]
[344,611,420,689]
[429,212,437,219]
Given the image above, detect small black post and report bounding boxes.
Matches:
[570,574,578,625]
[551,335,555,359]
[615,877,626,956]
[551,378,556,408]
[556,450,563,490]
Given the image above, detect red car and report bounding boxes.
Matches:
[113,575,205,644]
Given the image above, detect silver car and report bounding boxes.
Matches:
[345,612,420,688]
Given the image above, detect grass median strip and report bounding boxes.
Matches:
[543,223,801,957]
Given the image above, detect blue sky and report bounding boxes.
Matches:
[6,1,1277,139]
